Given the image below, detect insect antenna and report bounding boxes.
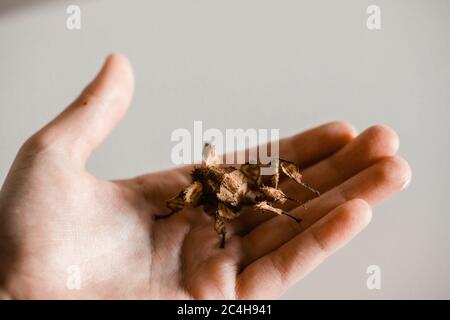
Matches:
[279,159,321,197]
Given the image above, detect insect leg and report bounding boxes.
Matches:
[214,213,227,249]
[295,180,321,197]
[156,181,203,220]
[279,159,321,197]
[254,201,302,223]
[155,190,186,220]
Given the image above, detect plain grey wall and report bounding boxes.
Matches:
[0,0,449,299]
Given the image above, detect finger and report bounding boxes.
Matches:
[237,199,372,299]
[280,125,399,210]
[141,122,355,212]
[279,121,357,168]
[241,156,411,267]
[233,125,399,234]
[26,53,134,165]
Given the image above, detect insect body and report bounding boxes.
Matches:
[157,144,320,248]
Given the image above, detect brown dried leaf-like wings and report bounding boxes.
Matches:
[217,170,248,206]
[240,162,261,187]
[166,180,203,213]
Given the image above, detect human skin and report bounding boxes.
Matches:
[0,54,411,299]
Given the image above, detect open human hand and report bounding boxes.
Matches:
[0,54,411,299]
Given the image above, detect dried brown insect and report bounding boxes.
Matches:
[156,144,320,248]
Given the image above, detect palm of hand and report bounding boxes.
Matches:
[0,54,410,300]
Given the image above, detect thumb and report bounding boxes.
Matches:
[27,53,134,165]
